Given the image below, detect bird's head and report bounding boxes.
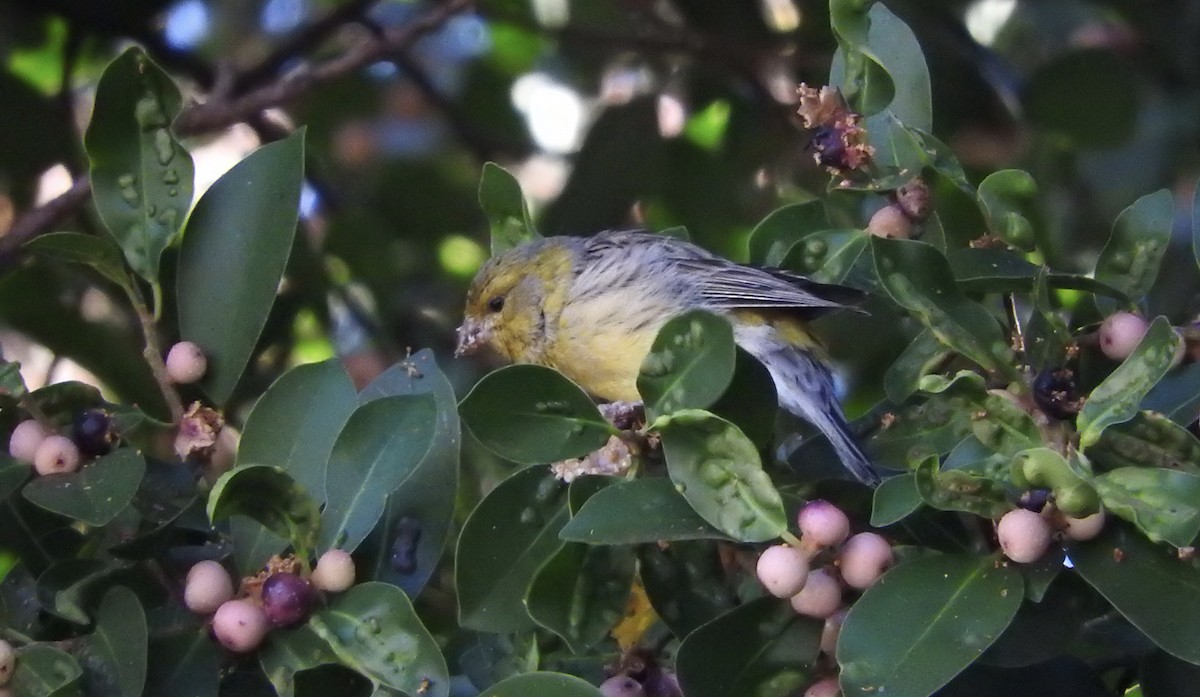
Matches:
[456,239,575,362]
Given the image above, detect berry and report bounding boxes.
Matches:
[33,435,81,475]
[261,572,317,627]
[797,500,851,548]
[1032,368,1082,420]
[790,568,841,619]
[599,675,646,697]
[839,532,894,590]
[8,419,48,463]
[0,639,13,687]
[184,560,234,615]
[820,608,847,655]
[72,409,114,457]
[166,341,208,384]
[1064,510,1106,542]
[866,205,912,239]
[894,178,932,222]
[810,126,847,169]
[311,549,356,593]
[756,544,810,599]
[805,677,841,697]
[1099,312,1148,361]
[998,509,1053,563]
[212,599,269,652]
[1017,488,1052,513]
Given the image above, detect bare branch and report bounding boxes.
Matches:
[0,178,92,259]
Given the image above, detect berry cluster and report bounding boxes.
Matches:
[8,407,115,477]
[997,506,1106,564]
[184,550,356,653]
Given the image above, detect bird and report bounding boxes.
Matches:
[455,230,881,486]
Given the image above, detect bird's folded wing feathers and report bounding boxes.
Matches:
[674,258,867,312]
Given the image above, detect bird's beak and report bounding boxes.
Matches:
[455,316,492,357]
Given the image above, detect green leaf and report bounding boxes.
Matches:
[1090,412,1200,474]
[1024,49,1138,149]
[1025,269,1071,372]
[23,232,132,291]
[1142,363,1200,426]
[640,540,738,638]
[143,631,219,697]
[0,456,32,501]
[976,170,1037,250]
[919,370,1040,458]
[21,448,145,526]
[560,478,729,543]
[177,130,304,405]
[1094,468,1200,547]
[838,554,1022,697]
[259,624,339,697]
[318,394,438,553]
[1142,650,1200,697]
[1072,524,1200,665]
[456,466,569,632]
[747,199,826,267]
[459,365,614,465]
[526,542,635,653]
[913,456,1010,518]
[866,393,974,469]
[1094,189,1174,315]
[11,644,83,697]
[709,347,778,449]
[638,310,737,422]
[1078,317,1182,448]
[676,597,820,697]
[884,329,950,404]
[780,230,870,286]
[207,464,321,560]
[77,586,147,697]
[85,47,194,285]
[871,237,1016,378]
[479,162,539,255]
[229,516,289,577]
[307,582,449,696]
[482,673,604,697]
[871,473,922,526]
[946,247,1129,299]
[655,409,786,543]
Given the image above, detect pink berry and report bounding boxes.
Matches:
[820,608,847,655]
[599,676,646,697]
[1099,312,1148,361]
[866,205,912,239]
[33,435,80,475]
[804,676,841,697]
[166,341,208,384]
[8,419,48,463]
[1064,510,1106,542]
[0,639,13,687]
[211,599,269,652]
[798,500,851,548]
[311,549,356,593]
[756,544,810,599]
[790,568,841,619]
[838,532,894,590]
[998,509,1053,563]
[184,560,234,615]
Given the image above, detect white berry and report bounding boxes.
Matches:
[211,599,269,652]
[866,205,912,239]
[311,549,356,593]
[1099,312,1148,361]
[33,435,81,475]
[8,419,48,463]
[805,676,841,697]
[599,675,646,697]
[166,341,208,384]
[756,544,810,599]
[184,560,235,615]
[838,532,894,590]
[0,639,14,687]
[998,509,1053,563]
[820,608,847,655]
[798,500,851,548]
[1064,510,1106,542]
[790,568,841,619]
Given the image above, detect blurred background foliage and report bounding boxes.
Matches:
[1,0,1200,432]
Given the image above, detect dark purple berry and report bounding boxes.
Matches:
[390,517,422,575]
[1018,488,1052,513]
[809,125,846,168]
[72,409,114,457]
[261,572,316,628]
[1032,368,1081,420]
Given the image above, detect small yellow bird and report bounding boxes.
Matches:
[456,230,880,485]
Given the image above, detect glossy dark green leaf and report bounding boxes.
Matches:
[318,394,438,553]
[871,237,1016,378]
[781,230,869,286]
[482,672,603,697]
[1142,649,1200,697]
[229,515,289,576]
[638,310,736,421]
[259,624,340,697]
[1142,363,1200,425]
[0,358,25,401]
[747,198,826,267]
[479,162,539,255]
[709,347,778,449]
[913,456,1010,518]
[177,130,304,405]
[871,473,922,526]
[207,464,321,560]
[526,542,635,653]
[77,586,147,697]
[1094,189,1174,315]
[655,409,786,543]
[22,448,145,526]
[639,540,738,638]
[946,248,1129,299]
[884,329,950,404]
[143,631,219,697]
[23,232,132,291]
[85,47,193,285]
[0,456,32,501]
[307,583,448,696]
[677,597,821,697]
[460,364,613,465]
[838,554,1022,697]
[1025,49,1137,148]
[980,575,1082,668]
[456,466,569,632]
[356,350,460,597]
[1090,412,1200,474]
[560,478,729,543]
[11,644,83,697]
[1072,524,1200,664]
[920,370,1040,457]
[1079,317,1182,448]
[1093,468,1200,547]
[976,170,1037,250]
[1025,269,1071,372]
[866,394,974,469]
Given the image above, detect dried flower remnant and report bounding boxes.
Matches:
[796,83,875,176]
[175,402,225,460]
[551,434,633,482]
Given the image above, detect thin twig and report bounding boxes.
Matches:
[122,282,185,423]
[0,177,92,260]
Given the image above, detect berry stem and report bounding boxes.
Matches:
[123,281,185,424]
[781,530,804,549]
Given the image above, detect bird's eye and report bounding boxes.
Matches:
[487,296,505,312]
